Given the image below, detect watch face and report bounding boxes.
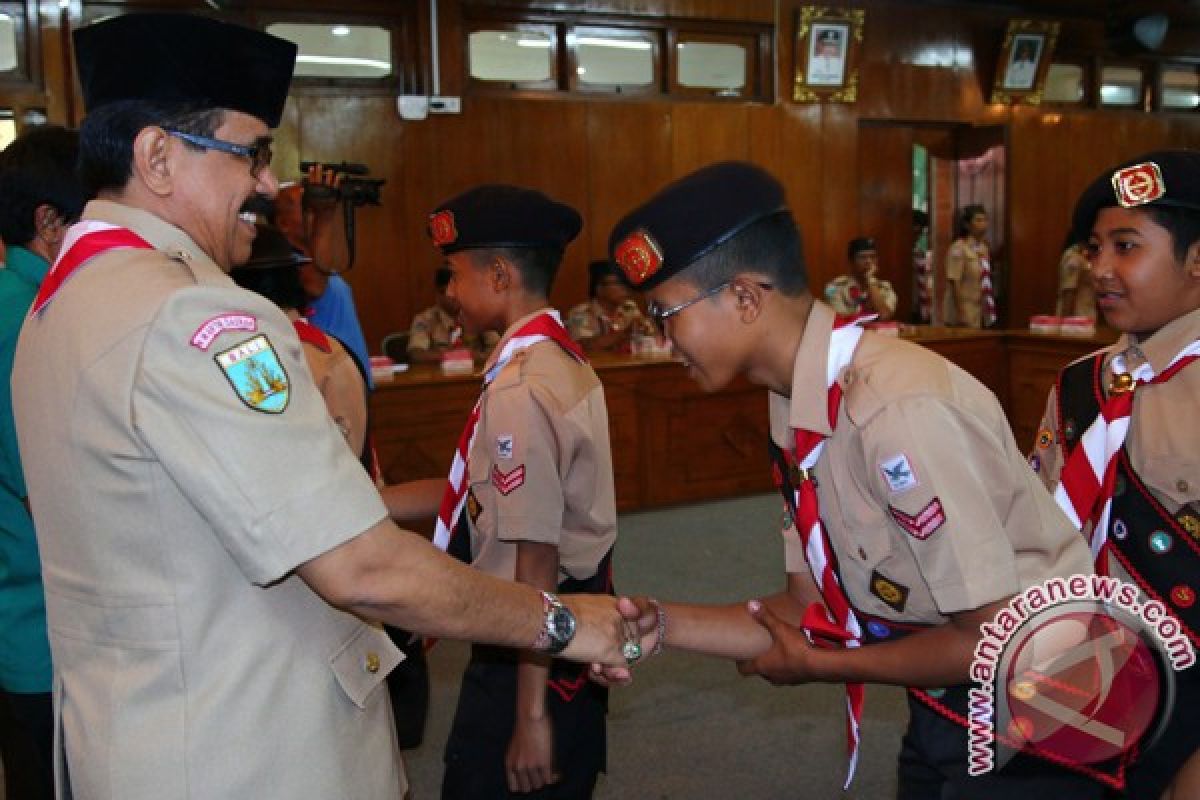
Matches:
[549,605,576,644]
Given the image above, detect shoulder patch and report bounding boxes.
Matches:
[879,453,919,494]
[190,313,257,351]
[215,334,290,413]
[496,434,514,460]
[869,569,909,613]
[888,497,946,540]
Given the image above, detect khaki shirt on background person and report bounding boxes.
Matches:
[13,199,407,799]
[294,316,369,457]
[408,303,498,356]
[772,302,1092,625]
[823,274,898,318]
[464,310,617,584]
[1055,245,1096,320]
[565,298,650,344]
[942,238,989,328]
[1031,308,1200,586]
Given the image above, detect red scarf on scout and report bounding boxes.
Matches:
[977,242,997,327]
[29,221,153,315]
[788,313,868,788]
[1054,341,1200,573]
[432,310,586,552]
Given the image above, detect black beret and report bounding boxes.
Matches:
[74,14,296,128]
[428,185,581,255]
[608,161,788,290]
[1070,149,1200,244]
[847,237,876,259]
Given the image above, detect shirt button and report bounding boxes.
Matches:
[364,651,381,674]
[1178,479,1190,493]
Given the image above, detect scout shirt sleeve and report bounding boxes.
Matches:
[407,310,432,352]
[484,371,568,546]
[131,286,388,586]
[859,394,1020,614]
[1029,384,1064,493]
[314,340,369,459]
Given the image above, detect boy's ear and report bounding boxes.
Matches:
[1187,239,1200,281]
[731,276,769,324]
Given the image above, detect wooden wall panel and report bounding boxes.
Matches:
[670,102,750,174]
[857,124,915,317]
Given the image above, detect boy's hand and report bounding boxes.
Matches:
[506,715,559,793]
[737,599,819,684]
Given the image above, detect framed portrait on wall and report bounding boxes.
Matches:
[793,6,864,103]
[990,19,1060,104]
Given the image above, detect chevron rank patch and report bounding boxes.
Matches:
[889,497,946,540]
[492,464,525,495]
[215,335,289,413]
[879,453,918,494]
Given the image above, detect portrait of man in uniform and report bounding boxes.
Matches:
[1003,34,1043,90]
[807,24,847,86]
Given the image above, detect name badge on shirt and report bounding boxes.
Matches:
[215,334,290,413]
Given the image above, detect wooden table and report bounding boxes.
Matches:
[370,327,1116,512]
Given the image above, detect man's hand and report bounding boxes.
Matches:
[303,164,349,274]
[586,595,662,687]
[558,594,644,668]
[506,715,559,793]
[736,599,821,685]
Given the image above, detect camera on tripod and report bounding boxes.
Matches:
[299,160,385,207]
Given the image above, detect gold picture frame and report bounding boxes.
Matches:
[793,6,864,103]
[990,19,1060,105]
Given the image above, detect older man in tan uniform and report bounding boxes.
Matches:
[10,14,628,800]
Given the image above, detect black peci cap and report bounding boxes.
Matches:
[607,161,788,291]
[1070,150,1200,244]
[847,236,876,259]
[74,13,297,128]
[427,185,582,255]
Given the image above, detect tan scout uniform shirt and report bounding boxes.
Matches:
[823,274,898,318]
[464,310,617,583]
[771,302,1092,624]
[943,238,990,328]
[1032,308,1200,585]
[1055,245,1096,320]
[294,315,368,458]
[566,299,650,343]
[408,303,497,354]
[12,200,406,800]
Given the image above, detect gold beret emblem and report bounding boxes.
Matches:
[613,229,664,286]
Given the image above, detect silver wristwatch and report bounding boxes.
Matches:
[533,591,576,655]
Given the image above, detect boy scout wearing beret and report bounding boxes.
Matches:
[608,162,1099,798]
[11,14,629,800]
[428,186,617,798]
[1033,150,1200,800]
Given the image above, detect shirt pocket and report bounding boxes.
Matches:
[1136,456,1200,511]
[329,624,403,710]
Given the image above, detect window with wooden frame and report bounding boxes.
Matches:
[567,25,658,95]
[670,30,760,99]
[1042,59,1088,105]
[1099,62,1147,109]
[0,2,35,89]
[466,23,559,91]
[1159,62,1199,112]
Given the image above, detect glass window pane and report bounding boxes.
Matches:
[266,23,392,79]
[1162,65,1200,110]
[1043,63,1084,104]
[469,30,553,83]
[1100,65,1143,107]
[676,41,746,91]
[0,110,15,151]
[573,32,653,87]
[0,12,16,72]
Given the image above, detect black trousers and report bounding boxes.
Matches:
[384,627,431,751]
[1109,662,1200,800]
[897,686,1108,800]
[442,645,606,800]
[0,689,54,800]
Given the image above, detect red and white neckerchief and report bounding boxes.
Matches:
[789,314,869,788]
[29,220,153,315]
[977,243,997,327]
[432,310,585,551]
[1054,340,1200,573]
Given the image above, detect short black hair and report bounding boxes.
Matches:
[677,211,807,297]
[78,99,224,197]
[0,126,85,247]
[435,266,453,290]
[471,246,563,297]
[957,204,987,238]
[1142,205,1200,264]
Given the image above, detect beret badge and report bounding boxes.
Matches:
[613,229,664,286]
[429,210,458,247]
[1111,161,1165,209]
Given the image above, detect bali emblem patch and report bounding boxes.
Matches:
[215,334,290,413]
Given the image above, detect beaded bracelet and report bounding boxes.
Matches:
[647,597,667,657]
